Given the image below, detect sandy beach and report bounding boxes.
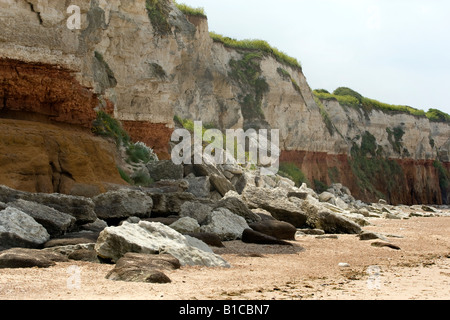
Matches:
[0,216,449,301]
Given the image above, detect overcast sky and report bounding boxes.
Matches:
[179,0,450,115]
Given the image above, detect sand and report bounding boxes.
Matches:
[0,217,449,301]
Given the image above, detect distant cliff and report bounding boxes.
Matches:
[0,0,448,204]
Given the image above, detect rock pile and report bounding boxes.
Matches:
[1,158,449,283]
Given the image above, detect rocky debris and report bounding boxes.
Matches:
[0,207,50,250]
[0,248,68,269]
[93,189,153,222]
[149,192,196,216]
[106,253,180,284]
[9,199,76,237]
[193,155,236,197]
[242,229,293,246]
[147,161,184,182]
[249,220,297,241]
[200,208,249,241]
[95,221,230,268]
[297,229,325,236]
[359,231,388,241]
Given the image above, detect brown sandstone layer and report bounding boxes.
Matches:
[0,119,126,196]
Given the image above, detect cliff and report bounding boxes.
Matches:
[0,0,449,204]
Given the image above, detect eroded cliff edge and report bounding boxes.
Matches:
[0,0,448,204]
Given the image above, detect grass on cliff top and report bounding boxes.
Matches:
[313,87,450,123]
[210,32,302,70]
[175,1,206,17]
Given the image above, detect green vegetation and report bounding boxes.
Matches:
[314,96,335,136]
[386,127,405,154]
[92,111,158,186]
[146,0,172,36]
[349,131,403,199]
[175,1,206,17]
[313,87,450,123]
[278,163,310,187]
[277,68,301,95]
[229,52,269,121]
[92,111,130,146]
[433,160,449,196]
[210,32,301,70]
[314,180,329,194]
[426,109,450,123]
[328,167,340,183]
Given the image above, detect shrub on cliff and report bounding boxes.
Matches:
[278,163,310,187]
[92,111,130,146]
[175,1,206,17]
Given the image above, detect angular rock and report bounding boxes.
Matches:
[147,160,184,182]
[193,159,235,197]
[93,189,153,221]
[359,231,387,241]
[242,229,293,246]
[0,248,68,269]
[22,192,97,225]
[371,241,401,250]
[242,187,308,228]
[319,192,335,203]
[150,192,196,215]
[169,217,200,234]
[201,208,249,241]
[9,199,76,237]
[185,176,211,198]
[0,207,50,249]
[179,201,213,225]
[249,220,297,240]
[215,195,261,224]
[95,221,230,267]
[106,253,180,284]
[316,211,362,235]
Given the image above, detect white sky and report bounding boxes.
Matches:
[178,0,450,115]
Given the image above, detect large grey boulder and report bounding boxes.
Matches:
[214,194,261,224]
[201,208,249,241]
[93,189,153,221]
[242,187,308,228]
[179,201,213,225]
[9,199,76,237]
[150,192,196,215]
[169,217,200,234]
[0,208,50,249]
[185,176,211,199]
[147,161,184,182]
[95,221,230,268]
[0,185,96,225]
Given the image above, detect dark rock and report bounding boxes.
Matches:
[147,161,184,182]
[371,241,401,250]
[359,231,387,241]
[68,249,100,262]
[316,211,362,235]
[144,217,180,226]
[150,192,196,215]
[242,229,293,246]
[0,248,68,269]
[187,233,225,248]
[106,253,180,283]
[249,220,297,240]
[193,163,235,197]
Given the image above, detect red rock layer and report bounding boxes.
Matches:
[121,121,174,160]
[0,58,98,128]
[280,150,448,205]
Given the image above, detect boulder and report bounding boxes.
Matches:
[201,208,249,241]
[95,221,230,267]
[316,211,362,234]
[169,217,200,234]
[242,229,293,246]
[93,189,153,221]
[186,233,225,248]
[0,248,68,268]
[249,220,297,241]
[215,195,261,224]
[147,161,184,182]
[185,176,211,198]
[22,192,97,225]
[179,201,213,225]
[0,207,50,249]
[150,192,196,215]
[319,192,335,203]
[371,241,401,250]
[242,187,308,228]
[9,199,76,237]
[193,158,235,197]
[106,253,180,284]
[359,231,387,241]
